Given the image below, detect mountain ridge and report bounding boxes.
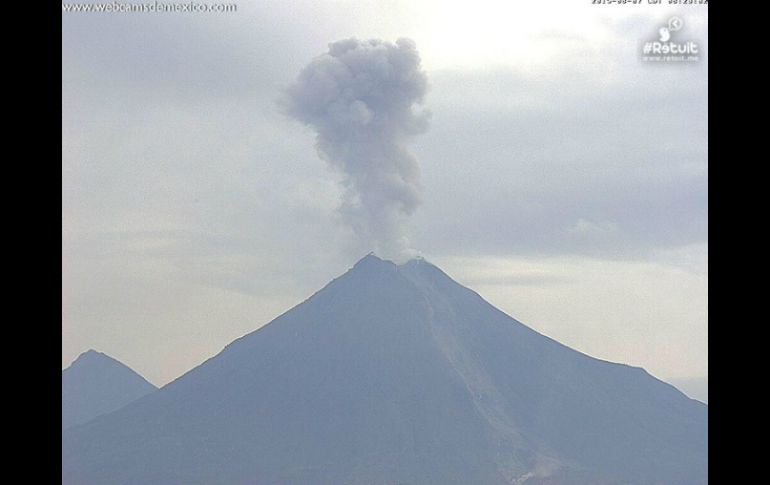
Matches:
[63,254,707,485]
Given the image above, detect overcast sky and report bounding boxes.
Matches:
[62,0,708,402]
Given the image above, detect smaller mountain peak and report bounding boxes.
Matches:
[399,255,443,274]
[352,253,397,269]
[397,256,459,289]
[359,252,382,262]
[68,349,119,370]
[75,349,105,362]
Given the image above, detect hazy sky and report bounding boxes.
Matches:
[62,0,708,401]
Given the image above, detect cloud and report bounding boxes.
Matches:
[283,38,430,260]
[410,57,707,259]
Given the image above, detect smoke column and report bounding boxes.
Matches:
[285,38,429,260]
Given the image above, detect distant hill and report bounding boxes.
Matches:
[62,349,157,429]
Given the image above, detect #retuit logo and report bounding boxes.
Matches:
[642,16,701,63]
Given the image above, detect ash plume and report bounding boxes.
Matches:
[284,38,429,260]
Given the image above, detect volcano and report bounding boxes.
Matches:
[62,255,707,485]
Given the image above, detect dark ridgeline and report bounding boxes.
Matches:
[62,349,157,430]
[62,255,707,485]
